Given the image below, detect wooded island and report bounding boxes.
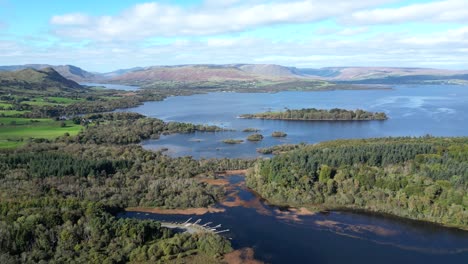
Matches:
[240,108,388,121]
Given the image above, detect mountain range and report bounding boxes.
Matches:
[1,63,467,85]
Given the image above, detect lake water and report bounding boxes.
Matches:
[120,174,468,264]
[80,82,139,91]
[118,84,468,263]
[120,85,468,159]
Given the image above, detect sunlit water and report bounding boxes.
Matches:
[118,85,468,158]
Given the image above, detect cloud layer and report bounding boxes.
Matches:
[0,0,467,71]
[346,0,468,25]
[50,0,395,40]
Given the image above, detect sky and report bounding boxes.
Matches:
[0,0,467,72]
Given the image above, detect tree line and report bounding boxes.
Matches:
[247,137,468,229]
[240,108,388,121]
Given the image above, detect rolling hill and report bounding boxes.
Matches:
[296,67,468,84]
[1,63,467,86]
[0,64,97,82]
[0,67,84,94]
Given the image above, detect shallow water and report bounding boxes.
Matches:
[119,85,468,158]
[121,174,468,264]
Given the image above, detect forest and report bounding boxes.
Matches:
[0,198,232,263]
[247,137,468,229]
[240,108,388,121]
[0,112,254,262]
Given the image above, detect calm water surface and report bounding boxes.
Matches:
[117,85,468,263]
[120,85,468,158]
[80,82,139,91]
[121,174,468,263]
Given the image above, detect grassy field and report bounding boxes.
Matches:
[0,117,82,149]
[47,96,84,104]
[0,110,30,117]
[19,96,84,106]
[0,102,13,108]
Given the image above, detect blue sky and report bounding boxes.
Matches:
[0,0,467,72]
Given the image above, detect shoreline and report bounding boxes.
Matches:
[125,206,225,215]
[250,194,468,232]
[238,116,387,121]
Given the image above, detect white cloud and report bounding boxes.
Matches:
[3,24,468,71]
[50,13,90,26]
[344,0,468,25]
[399,26,468,46]
[49,0,395,41]
[315,27,368,36]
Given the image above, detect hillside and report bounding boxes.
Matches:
[0,64,97,82]
[298,67,468,84]
[0,67,84,94]
[107,64,291,84]
[2,64,467,86]
[237,64,301,78]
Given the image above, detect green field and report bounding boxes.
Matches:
[19,96,84,106]
[0,117,82,149]
[0,102,13,108]
[0,110,30,117]
[46,96,84,104]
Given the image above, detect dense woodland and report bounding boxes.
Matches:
[0,113,254,262]
[73,112,226,144]
[0,199,232,263]
[247,137,468,229]
[240,108,388,121]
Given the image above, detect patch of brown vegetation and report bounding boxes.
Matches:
[220,180,271,216]
[314,220,398,237]
[125,207,225,215]
[289,207,317,216]
[223,248,263,264]
[274,207,317,222]
[348,224,399,236]
[315,220,341,228]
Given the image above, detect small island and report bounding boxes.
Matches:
[257,143,304,154]
[240,108,387,121]
[271,131,287,137]
[223,139,244,144]
[243,128,260,132]
[247,133,264,141]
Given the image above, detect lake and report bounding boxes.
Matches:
[117,84,468,263]
[120,174,468,264]
[120,85,468,159]
[80,82,140,91]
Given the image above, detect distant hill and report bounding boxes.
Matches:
[0,67,84,93]
[0,64,97,82]
[101,67,145,78]
[296,67,468,83]
[108,65,266,83]
[106,64,308,85]
[1,64,467,85]
[236,64,301,78]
